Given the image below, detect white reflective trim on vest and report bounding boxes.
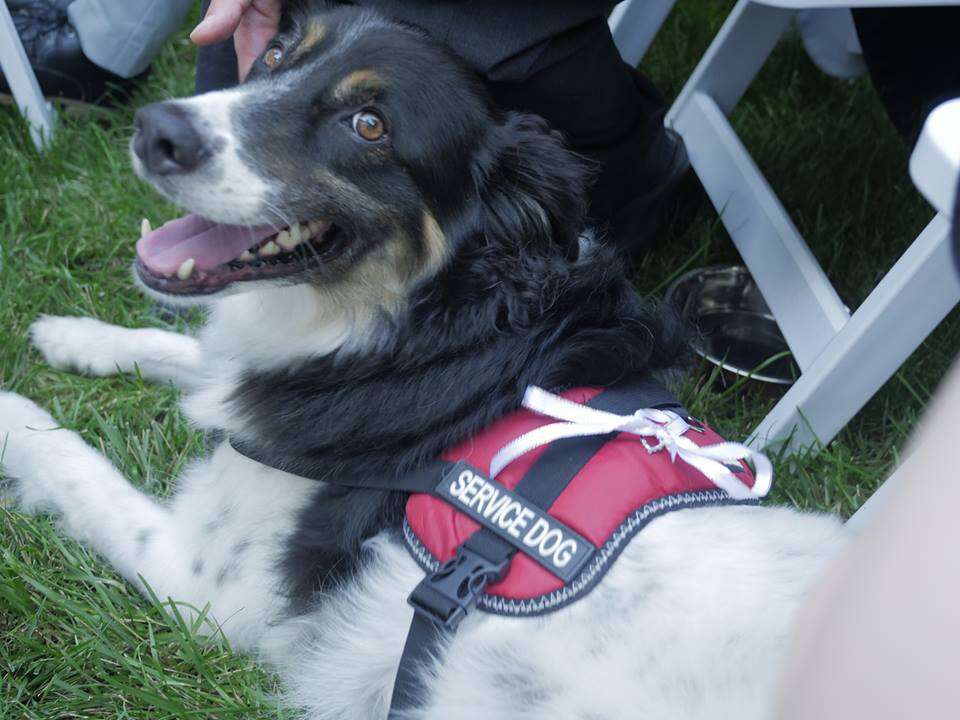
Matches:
[403,489,757,618]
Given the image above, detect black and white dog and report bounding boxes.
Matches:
[1,3,844,718]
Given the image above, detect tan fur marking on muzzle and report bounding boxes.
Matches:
[312,168,388,216]
[333,69,384,103]
[421,211,449,272]
[318,233,415,319]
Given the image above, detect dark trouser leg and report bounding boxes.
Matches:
[195,0,238,94]
[485,18,684,249]
[852,7,960,143]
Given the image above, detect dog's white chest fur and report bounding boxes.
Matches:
[3,301,845,720]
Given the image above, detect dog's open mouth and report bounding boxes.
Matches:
[135,214,342,295]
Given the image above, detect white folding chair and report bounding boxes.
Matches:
[0,0,55,149]
[663,0,959,452]
[609,0,678,66]
[846,98,960,529]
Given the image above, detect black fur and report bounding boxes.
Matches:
[225,4,689,606]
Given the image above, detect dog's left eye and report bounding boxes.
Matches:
[264,44,284,70]
[351,111,386,141]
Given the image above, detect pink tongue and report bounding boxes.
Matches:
[136,214,278,275]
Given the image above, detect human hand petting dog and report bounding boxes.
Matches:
[190,0,282,81]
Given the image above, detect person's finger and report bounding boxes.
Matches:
[235,0,283,80]
[190,0,251,46]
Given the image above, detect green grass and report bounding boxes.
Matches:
[0,1,954,716]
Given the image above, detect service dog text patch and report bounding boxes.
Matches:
[437,461,595,582]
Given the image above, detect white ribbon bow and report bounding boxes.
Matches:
[489,386,772,501]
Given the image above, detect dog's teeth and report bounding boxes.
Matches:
[239,250,255,262]
[276,229,298,250]
[140,218,152,237]
[259,240,281,257]
[290,223,303,244]
[176,258,195,280]
[308,220,323,236]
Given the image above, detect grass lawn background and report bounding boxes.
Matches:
[0,1,952,716]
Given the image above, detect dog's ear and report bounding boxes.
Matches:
[472,112,593,260]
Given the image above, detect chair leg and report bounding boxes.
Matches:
[608,0,678,67]
[750,213,959,452]
[0,1,55,150]
[672,91,850,368]
[666,0,849,369]
[667,0,795,120]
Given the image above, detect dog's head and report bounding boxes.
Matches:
[131,2,590,302]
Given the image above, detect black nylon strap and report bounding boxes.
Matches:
[389,611,446,714]
[229,437,454,493]
[388,379,684,717]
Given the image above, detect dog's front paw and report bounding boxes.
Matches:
[30,315,127,377]
[0,392,63,513]
[0,391,56,434]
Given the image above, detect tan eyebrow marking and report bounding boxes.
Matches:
[333,69,384,103]
[294,19,327,57]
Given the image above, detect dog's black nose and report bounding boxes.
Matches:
[133,102,206,174]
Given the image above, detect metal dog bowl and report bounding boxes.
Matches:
[665,266,799,385]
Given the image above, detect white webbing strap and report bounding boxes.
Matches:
[489,386,772,501]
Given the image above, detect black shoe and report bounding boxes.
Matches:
[582,66,703,257]
[0,0,146,107]
[605,126,697,258]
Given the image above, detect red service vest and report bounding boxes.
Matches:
[403,387,758,617]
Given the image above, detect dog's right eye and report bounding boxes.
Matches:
[351,111,387,141]
[264,44,284,70]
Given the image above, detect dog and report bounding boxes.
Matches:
[0,3,845,718]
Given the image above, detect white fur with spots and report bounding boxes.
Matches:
[4,284,846,719]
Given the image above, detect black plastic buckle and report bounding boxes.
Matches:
[408,545,510,630]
